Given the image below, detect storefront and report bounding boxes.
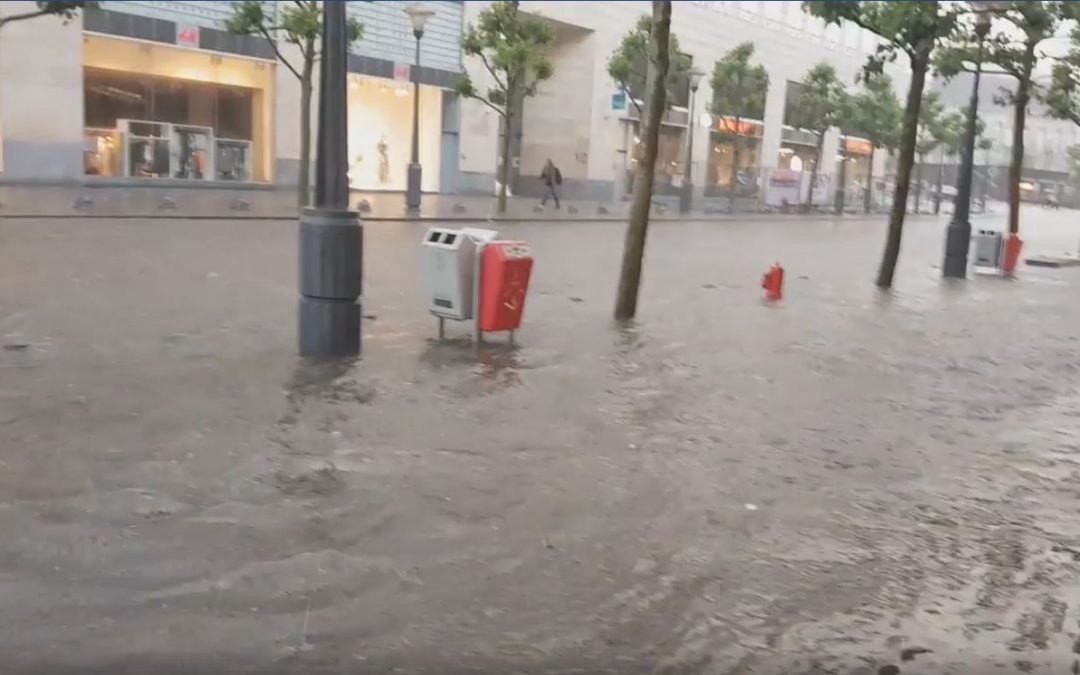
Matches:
[82,34,274,183]
[346,73,443,192]
[837,136,873,209]
[706,117,764,197]
[622,119,686,197]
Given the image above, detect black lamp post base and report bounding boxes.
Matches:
[298,207,363,356]
[942,220,972,279]
[406,163,423,212]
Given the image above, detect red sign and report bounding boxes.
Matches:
[394,62,411,82]
[177,24,199,48]
[717,117,760,136]
[479,242,533,332]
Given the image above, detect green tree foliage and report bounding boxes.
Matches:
[607,14,692,115]
[844,73,902,212]
[789,62,847,208]
[227,1,363,207]
[805,1,962,289]
[0,0,95,31]
[615,1,672,321]
[455,1,554,214]
[937,2,1061,234]
[710,42,769,209]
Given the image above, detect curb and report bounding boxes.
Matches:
[0,212,884,223]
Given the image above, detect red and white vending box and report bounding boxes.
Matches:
[478,241,533,334]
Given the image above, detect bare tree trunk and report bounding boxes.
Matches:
[614,0,671,320]
[877,44,930,289]
[1008,41,1035,235]
[805,134,823,211]
[864,144,875,214]
[728,131,740,214]
[498,109,513,214]
[933,146,945,215]
[913,156,924,215]
[297,40,315,208]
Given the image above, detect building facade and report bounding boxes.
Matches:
[0,0,465,190]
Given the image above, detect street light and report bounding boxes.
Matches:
[405,3,435,213]
[943,5,995,279]
[680,67,706,214]
[298,0,362,356]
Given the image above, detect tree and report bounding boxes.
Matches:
[787,62,846,210]
[614,0,671,321]
[227,1,363,208]
[608,14,692,117]
[710,42,769,212]
[937,2,1061,235]
[977,135,994,209]
[844,72,902,213]
[455,1,554,214]
[806,1,962,289]
[0,0,94,32]
[932,109,966,214]
[912,91,944,214]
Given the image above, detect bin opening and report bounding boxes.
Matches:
[443,233,457,245]
[434,298,453,308]
[428,231,442,243]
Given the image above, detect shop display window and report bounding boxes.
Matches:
[83,67,262,182]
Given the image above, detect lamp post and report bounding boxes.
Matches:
[679,67,705,214]
[298,0,362,356]
[405,3,435,213]
[943,7,993,279]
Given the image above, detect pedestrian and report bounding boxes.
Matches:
[540,158,562,210]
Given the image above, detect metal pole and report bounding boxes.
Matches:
[406,30,423,212]
[298,1,363,356]
[680,86,697,214]
[943,21,988,279]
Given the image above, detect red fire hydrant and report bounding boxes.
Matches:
[1002,233,1023,276]
[762,262,784,301]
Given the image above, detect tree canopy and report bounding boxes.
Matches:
[710,42,768,123]
[843,72,902,149]
[0,1,96,31]
[455,0,554,118]
[607,14,692,113]
[788,62,846,136]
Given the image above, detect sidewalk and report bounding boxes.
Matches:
[0,183,877,222]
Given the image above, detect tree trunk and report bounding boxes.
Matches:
[728,130,740,214]
[614,0,671,321]
[1008,40,1036,235]
[297,41,315,209]
[933,146,945,215]
[864,144,875,214]
[835,151,847,215]
[913,156,924,214]
[877,44,930,289]
[805,134,823,210]
[498,109,512,214]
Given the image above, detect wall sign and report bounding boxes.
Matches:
[394,62,411,82]
[176,24,199,48]
[611,89,627,111]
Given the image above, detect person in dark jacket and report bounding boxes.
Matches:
[540,158,562,209]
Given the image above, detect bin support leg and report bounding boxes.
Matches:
[509,330,516,347]
[438,316,445,340]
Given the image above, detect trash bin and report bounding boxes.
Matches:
[973,229,1004,271]
[421,227,496,321]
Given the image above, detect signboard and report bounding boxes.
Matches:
[394,62,411,82]
[611,89,627,111]
[844,137,873,155]
[176,24,199,48]
[765,168,801,207]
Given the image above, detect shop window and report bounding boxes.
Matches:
[624,121,686,196]
[83,67,260,182]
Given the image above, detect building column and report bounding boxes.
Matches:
[759,73,787,171]
[821,126,841,188]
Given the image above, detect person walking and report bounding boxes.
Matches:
[540,158,562,209]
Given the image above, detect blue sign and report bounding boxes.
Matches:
[612,89,627,111]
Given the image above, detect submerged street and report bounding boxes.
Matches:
[3,209,1080,674]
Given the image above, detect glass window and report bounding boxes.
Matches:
[83,67,262,181]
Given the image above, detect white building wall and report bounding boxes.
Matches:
[458,0,908,200]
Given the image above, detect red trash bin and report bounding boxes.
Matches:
[479,241,533,332]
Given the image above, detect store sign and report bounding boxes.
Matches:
[717,117,762,136]
[844,138,873,155]
[765,169,801,207]
[612,89,627,111]
[394,62,411,82]
[176,24,199,48]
